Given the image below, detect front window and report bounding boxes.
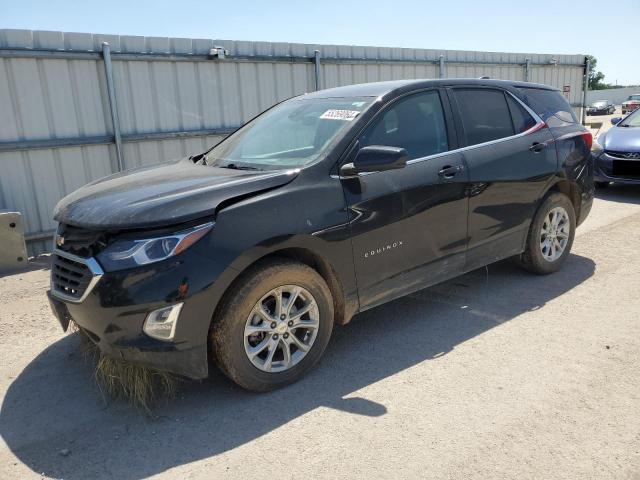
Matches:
[206,97,374,170]
[359,90,449,160]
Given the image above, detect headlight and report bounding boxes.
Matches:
[96,222,213,271]
[591,138,604,155]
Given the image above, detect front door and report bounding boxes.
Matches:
[341,89,469,310]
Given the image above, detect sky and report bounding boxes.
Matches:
[3,0,640,85]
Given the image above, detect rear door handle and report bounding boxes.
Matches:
[530,142,546,153]
[438,164,464,179]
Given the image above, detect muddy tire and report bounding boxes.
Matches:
[211,259,334,392]
[517,192,576,275]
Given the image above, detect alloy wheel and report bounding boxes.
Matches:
[540,206,570,262]
[243,285,320,373]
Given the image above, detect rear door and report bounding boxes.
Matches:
[449,87,557,270]
[342,89,469,309]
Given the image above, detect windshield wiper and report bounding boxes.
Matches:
[219,163,262,170]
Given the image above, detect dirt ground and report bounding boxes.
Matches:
[1,186,640,480]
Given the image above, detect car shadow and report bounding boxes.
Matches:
[0,254,595,479]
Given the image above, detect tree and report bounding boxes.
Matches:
[586,55,606,90]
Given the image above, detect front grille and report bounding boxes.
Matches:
[56,223,107,257]
[606,150,640,160]
[51,252,102,302]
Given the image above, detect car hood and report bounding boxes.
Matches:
[54,157,299,230]
[599,127,640,152]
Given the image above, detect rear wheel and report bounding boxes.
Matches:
[517,192,576,275]
[211,259,334,391]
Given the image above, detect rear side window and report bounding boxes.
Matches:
[506,95,537,133]
[361,90,449,160]
[516,88,578,124]
[453,89,514,146]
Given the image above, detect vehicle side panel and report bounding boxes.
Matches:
[462,127,558,270]
[343,150,469,310]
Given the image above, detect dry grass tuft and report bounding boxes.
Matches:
[70,321,180,413]
[94,355,180,414]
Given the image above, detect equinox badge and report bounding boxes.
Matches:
[364,241,404,259]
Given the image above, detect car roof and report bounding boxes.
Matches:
[303,78,558,99]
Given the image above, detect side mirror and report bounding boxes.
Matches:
[611,117,622,125]
[340,145,408,176]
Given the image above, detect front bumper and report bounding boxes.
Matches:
[593,152,640,185]
[47,245,230,379]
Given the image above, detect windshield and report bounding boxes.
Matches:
[206,97,374,170]
[627,95,640,101]
[592,101,607,107]
[619,109,640,127]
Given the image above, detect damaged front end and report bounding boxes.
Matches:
[47,155,300,379]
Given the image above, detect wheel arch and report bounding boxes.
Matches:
[543,179,581,219]
[209,243,352,340]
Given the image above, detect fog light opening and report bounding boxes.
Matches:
[143,303,183,341]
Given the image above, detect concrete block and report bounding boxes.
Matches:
[0,211,28,274]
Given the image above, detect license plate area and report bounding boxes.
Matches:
[612,160,640,178]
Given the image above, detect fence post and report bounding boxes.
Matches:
[314,50,322,91]
[581,57,590,125]
[524,58,530,82]
[101,42,124,171]
[439,55,445,79]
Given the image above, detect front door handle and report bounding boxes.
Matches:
[530,142,546,153]
[438,164,464,179]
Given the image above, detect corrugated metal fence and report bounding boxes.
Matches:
[0,29,587,255]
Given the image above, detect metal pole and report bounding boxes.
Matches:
[524,58,530,82]
[314,50,322,91]
[581,57,590,125]
[101,42,124,171]
[439,55,445,79]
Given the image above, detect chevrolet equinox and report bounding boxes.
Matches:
[48,79,594,391]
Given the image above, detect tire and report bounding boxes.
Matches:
[211,259,334,392]
[517,192,576,275]
[595,181,610,189]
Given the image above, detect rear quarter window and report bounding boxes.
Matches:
[516,88,578,124]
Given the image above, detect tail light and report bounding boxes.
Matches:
[581,131,593,150]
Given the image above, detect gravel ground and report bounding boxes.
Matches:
[1,186,639,480]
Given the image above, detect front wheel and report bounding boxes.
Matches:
[211,259,334,391]
[595,181,610,189]
[517,192,576,275]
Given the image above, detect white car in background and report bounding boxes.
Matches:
[622,94,640,115]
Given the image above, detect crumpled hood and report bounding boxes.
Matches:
[54,157,299,230]
[599,126,640,152]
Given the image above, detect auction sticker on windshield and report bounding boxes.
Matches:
[320,109,361,121]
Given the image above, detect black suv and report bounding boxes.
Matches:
[48,79,593,391]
